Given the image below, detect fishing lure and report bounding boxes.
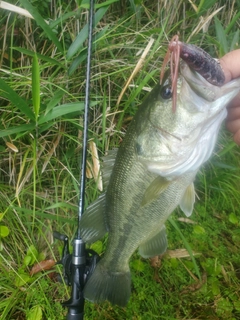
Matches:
[160,35,225,112]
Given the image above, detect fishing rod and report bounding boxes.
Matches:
[53,1,99,319]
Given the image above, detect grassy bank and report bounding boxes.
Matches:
[0,0,240,319]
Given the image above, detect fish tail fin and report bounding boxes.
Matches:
[84,260,131,307]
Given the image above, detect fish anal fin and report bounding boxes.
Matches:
[80,193,107,243]
[141,176,171,207]
[179,182,195,217]
[139,225,168,258]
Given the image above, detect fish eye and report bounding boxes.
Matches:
[161,85,172,99]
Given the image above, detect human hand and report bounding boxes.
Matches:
[220,49,240,145]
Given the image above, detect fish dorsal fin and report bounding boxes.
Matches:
[101,149,118,189]
[80,149,117,244]
[179,182,195,217]
[80,193,108,244]
[139,225,168,258]
[141,176,171,207]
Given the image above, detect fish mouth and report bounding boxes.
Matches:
[180,62,222,102]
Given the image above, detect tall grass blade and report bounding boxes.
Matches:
[19,0,64,53]
[230,29,240,51]
[0,123,35,138]
[217,141,236,156]
[32,54,40,120]
[168,216,201,280]
[38,101,98,124]
[214,17,228,55]
[49,11,76,29]
[68,25,109,75]
[80,0,119,9]
[197,0,218,16]
[12,47,64,67]
[225,11,240,34]
[0,78,35,120]
[66,6,109,60]
[44,90,65,114]
[0,1,33,18]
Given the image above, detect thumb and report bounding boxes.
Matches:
[219,49,240,83]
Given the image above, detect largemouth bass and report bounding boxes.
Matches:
[80,42,240,306]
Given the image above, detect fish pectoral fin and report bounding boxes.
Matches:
[80,193,108,243]
[179,182,195,217]
[141,176,171,207]
[139,225,168,258]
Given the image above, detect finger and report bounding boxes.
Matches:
[233,130,240,145]
[227,102,240,121]
[226,118,240,133]
[227,93,240,110]
[219,49,240,83]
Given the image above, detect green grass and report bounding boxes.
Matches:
[1,0,240,319]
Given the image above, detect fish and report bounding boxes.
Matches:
[80,41,240,307]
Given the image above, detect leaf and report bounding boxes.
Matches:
[90,240,103,254]
[131,259,145,272]
[225,11,240,34]
[68,25,109,75]
[23,255,32,267]
[0,225,10,237]
[234,301,240,312]
[214,17,228,56]
[0,123,36,138]
[27,245,38,257]
[30,259,55,276]
[27,305,43,320]
[19,0,64,53]
[0,78,35,120]
[229,213,238,225]
[27,245,38,265]
[11,205,76,225]
[66,6,109,60]
[6,142,18,152]
[49,11,76,29]
[211,279,220,296]
[170,258,179,269]
[15,272,31,287]
[38,251,46,262]
[44,89,65,114]
[166,248,200,259]
[38,102,84,124]
[201,258,221,276]
[38,101,98,124]
[216,298,233,316]
[32,54,40,119]
[68,51,87,76]
[193,225,205,235]
[13,47,64,67]
[80,0,119,9]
